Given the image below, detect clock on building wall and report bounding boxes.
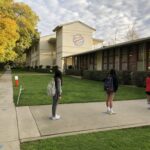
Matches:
[73,34,84,46]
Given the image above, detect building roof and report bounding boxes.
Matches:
[64,36,150,58]
[40,34,56,38]
[93,38,103,42]
[53,20,96,32]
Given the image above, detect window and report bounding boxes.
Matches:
[103,51,108,70]
[121,48,128,70]
[148,51,150,63]
[122,49,128,62]
[74,56,77,69]
[138,47,143,61]
[147,43,150,70]
[103,64,107,70]
[128,47,137,71]
[108,50,114,69]
[103,51,107,63]
[115,49,119,70]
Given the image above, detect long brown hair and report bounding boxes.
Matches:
[110,69,117,78]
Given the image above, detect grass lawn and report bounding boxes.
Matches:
[21,126,150,150]
[12,72,145,106]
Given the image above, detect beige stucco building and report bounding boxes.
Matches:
[26,21,103,70]
[26,34,56,67]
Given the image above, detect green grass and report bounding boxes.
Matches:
[12,72,145,106]
[21,126,150,150]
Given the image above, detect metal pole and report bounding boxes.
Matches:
[17,85,23,105]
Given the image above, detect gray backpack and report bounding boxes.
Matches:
[47,79,55,97]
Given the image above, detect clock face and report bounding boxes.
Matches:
[73,34,84,46]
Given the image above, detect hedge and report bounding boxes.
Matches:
[65,69,82,76]
[65,69,148,87]
[12,67,52,73]
[83,70,108,81]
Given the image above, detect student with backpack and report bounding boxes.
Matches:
[104,69,118,114]
[50,66,63,120]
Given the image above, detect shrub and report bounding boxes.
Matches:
[83,70,92,79]
[131,71,147,87]
[46,65,51,69]
[68,65,73,69]
[65,69,81,76]
[0,63,5,70]
[117,71,131,85]
[83,70,108,81]
[97,71,108,81]
[39,65,43,69]
[34,66,38,69]
[83,70,147,87]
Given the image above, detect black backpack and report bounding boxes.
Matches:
[104,76,114,92]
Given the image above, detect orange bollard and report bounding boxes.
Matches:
[15,76,19,87]
[15,80,19,87]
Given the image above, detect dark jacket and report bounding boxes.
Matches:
[112,76,118,92]
[54,69,62,98]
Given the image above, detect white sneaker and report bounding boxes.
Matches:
[51,114,60,120]
[109,110,116,115]
[106,109,110,114]
[106,107,110,114]
[56,114,60,119]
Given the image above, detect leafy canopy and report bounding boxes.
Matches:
[0,0,39,62]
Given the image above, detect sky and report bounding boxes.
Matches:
[15,0,150,45]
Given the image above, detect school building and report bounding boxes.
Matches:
[26,21,103,70]
[26,20,150,72]
[64,36,150,71]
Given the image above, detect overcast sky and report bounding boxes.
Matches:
[15,0,150,44]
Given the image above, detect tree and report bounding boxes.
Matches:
[12,2,39,54]
[125,23,139,41]
[0,0,39,62]
[0,15,19,61]
[14,54,26,66]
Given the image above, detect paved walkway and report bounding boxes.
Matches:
[0,71,19,150]
[19,99,150,142]
[0,71,150,149]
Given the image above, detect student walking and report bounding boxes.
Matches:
[104,69,118,114]
[51,66,62,120]
[145,73,150,107]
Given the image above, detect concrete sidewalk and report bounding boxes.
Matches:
[0,71,20,150]
[17,99,150,143]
